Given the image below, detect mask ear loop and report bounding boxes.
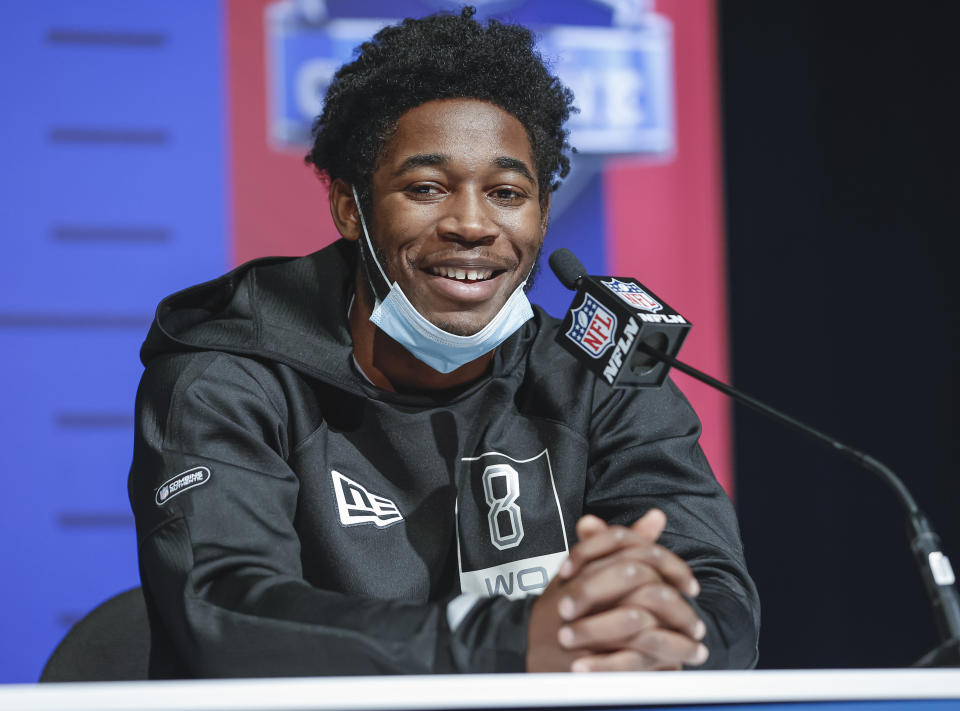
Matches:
[352,185,392,302]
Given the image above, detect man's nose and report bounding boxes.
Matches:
[437,189,498,244]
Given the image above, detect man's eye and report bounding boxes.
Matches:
[407,184,442,196]
[490,188,527,202]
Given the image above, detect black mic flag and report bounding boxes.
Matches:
[549,248,691,387]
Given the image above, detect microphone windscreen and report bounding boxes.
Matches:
[549,248,586,291]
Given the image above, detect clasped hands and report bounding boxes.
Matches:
[527,509,708,672]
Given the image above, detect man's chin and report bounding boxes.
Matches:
[429,314,489,337]
[414,290,512,337]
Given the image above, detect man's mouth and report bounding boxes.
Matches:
[428,266,498,283]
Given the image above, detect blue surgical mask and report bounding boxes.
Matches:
[352,186,534,374]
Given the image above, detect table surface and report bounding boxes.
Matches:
[3,669,960,711]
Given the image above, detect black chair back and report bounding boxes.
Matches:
[40,587,150,682]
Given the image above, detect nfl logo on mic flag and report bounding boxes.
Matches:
[601,278,663,312]
[558,276,691,388]
[566,293,618,357]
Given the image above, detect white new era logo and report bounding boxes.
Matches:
[331,470,403,528]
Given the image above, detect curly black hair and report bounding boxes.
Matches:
[305,6,575,209]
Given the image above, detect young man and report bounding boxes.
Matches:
[129,8,759,677]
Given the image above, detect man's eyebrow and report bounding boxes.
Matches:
[391,153,535,184]
[493,156,535,184]
[393,153,447,176]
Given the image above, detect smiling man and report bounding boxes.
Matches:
[129,7,759,677]
[337,98,547,391]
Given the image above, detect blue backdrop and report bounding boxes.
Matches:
[0,1,227,682]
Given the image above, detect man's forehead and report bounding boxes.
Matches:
[377,98,537,180]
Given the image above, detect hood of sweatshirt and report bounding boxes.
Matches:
[140,239,539,401]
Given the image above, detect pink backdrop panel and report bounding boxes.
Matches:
[605,0,732,494]
[227,0,733,494]
[227,0,339,265]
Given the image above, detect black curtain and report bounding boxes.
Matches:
[720,1,960,667]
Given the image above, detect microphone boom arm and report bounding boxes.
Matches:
[634,340,960,667]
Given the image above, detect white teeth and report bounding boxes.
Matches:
[430,267,494,281]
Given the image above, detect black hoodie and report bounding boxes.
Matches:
[128,239,759,678]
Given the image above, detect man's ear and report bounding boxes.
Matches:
[329,178,361,241]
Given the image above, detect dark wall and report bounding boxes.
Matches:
[720,1,959,667]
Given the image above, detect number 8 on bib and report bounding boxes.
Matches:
[482,464,525,550]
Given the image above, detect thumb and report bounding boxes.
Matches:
[575,514,608,540]
[631,508,667,541]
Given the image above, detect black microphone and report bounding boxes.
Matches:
[549,248,690,387]
[549,246,960,667]
[547,248,587,290]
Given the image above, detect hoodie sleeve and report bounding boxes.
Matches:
[584,379,761,669]
[129,352,532,678]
